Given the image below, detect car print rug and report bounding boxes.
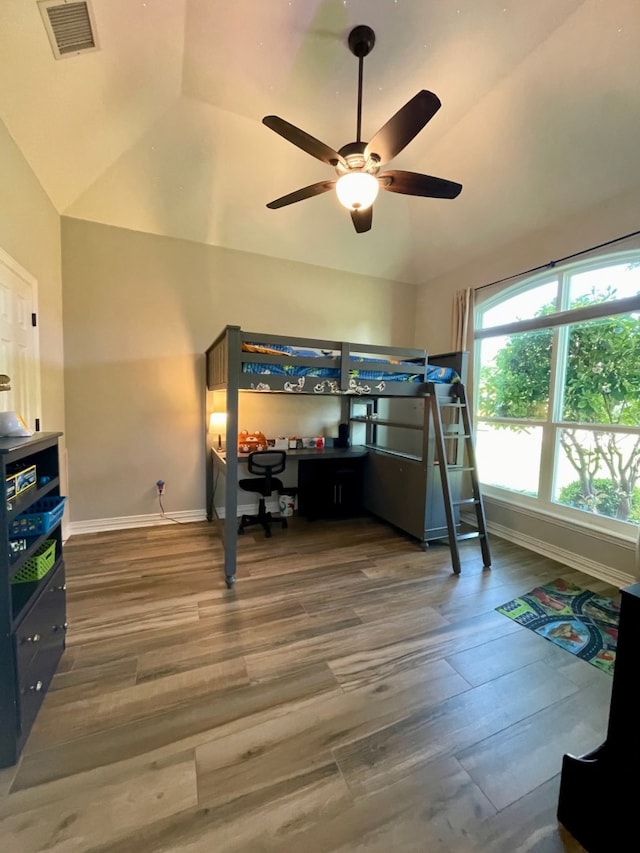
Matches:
[496,577,619,675]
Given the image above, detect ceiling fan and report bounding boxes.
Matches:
[263,24,462,234]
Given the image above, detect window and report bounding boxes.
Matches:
[474,252,640,532]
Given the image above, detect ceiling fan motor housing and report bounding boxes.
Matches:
[336,141,379,176]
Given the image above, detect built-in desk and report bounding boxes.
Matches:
[211,445,368,520]
[213,446,368,464]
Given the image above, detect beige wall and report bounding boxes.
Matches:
[414,187,640,354]
[0,117,66,506]
[61,218,417,522]
[414,188,640,580]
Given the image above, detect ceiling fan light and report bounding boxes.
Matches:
[335,172,379,211]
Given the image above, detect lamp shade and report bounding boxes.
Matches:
[209,412,227,450]
[335,171,379,211]
[209,412,227,431]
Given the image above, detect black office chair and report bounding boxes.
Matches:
[238,450,288,538]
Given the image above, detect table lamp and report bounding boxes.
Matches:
[209,412,227,450]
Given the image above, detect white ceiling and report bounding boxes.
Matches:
[1,0,639,284]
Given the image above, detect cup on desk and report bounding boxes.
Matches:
[315,436,325,449]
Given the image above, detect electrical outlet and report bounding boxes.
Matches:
[156,480,165,495]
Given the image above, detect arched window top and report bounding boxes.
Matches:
[476,250,640,338]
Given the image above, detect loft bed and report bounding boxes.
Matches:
[206,326,461,397]
[205,325,468,588]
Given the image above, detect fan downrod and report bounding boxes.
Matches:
[348,25,375,58]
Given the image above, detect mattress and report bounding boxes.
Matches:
[241,342,459,384]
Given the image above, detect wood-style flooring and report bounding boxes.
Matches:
[0,515,618,852]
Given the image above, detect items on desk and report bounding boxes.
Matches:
[335,423,350,448]
[209,412,227,450]
[298,437,324,449]
[239,433,328,453]
[238,430,268,453]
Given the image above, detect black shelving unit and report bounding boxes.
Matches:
[0,432,66,768]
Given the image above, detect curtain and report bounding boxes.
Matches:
[450,287,476,415]
[451,287,474,352]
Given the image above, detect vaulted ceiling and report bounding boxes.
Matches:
[1,0,639,284]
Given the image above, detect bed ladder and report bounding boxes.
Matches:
[428,382,491,574]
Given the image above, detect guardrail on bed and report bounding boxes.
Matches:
[206,325,433,395]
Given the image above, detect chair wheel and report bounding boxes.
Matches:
[225,576,235,589]
[265,528,272,538]
[238,527,245,535]
[281,518,288,529]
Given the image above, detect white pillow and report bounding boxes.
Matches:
[0,411,33,437]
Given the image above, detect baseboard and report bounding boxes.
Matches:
[68,501,273,534]
[485,518,636,589]
[68,509,207,536]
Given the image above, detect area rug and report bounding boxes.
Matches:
[496,578,620,675]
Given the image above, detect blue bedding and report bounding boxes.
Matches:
[241,342,459,384]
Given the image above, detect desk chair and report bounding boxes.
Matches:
[238,450,287,538]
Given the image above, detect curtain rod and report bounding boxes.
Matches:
[474,228,640,293]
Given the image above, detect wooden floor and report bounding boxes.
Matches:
[0,514,618,852]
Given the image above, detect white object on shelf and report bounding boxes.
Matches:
[0,411,32,437]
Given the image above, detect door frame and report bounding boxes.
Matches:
[0,246,42,430]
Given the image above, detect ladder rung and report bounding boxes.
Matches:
[429,383,491,573]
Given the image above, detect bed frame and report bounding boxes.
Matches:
[205,325,441,396]
[205,325,468,587]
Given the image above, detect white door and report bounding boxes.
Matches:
[0,248,41,430]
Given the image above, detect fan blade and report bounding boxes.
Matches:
[378,170,462,199]
[263,116,346,167]
[266,180,335,210]
[365,90,441,165]
[351,207,372,233]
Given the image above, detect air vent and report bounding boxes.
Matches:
[38,0,99,60]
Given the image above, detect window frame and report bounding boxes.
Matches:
[473,249,640,538]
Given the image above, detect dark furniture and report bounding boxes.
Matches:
[347,359,470,548]
[557,581,639,851]
[0,432,66,768]
[238,450,287,537]
[298,455,364,519]
[205,325,467,588]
